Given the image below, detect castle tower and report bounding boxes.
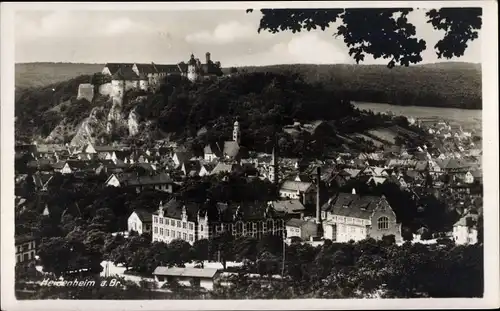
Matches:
[187,53,198,82]
[232,120,240,144]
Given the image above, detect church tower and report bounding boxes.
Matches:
[232,120,240,145]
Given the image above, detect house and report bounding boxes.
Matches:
[181,160,202,177]
[321,190,402,243]
[453,214,479,245]
[267,200,306,219]
[153,267,221,291]
[152,199,198,244]
[199,163,216,177]
[128,210,153,235]
[52,161,73,174]
[210,162,242,176]
[32,173,53,191]
[15,235,38,263]
[285,218,318,241]
[342,168,361,180]
[172,151,192,168]
[367,176,387,186]
[105,173,174,193]
[279,180,316,205]
[463,170,475,184]
[203,143,222,162]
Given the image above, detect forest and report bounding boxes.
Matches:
[238,63,482,109]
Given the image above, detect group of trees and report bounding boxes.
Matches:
[211,238,483,299]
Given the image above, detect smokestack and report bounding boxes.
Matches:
[316,166,321,223]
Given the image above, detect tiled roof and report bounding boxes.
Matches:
[118,172,173,186]
[204,143,222,157]
[154,198,199,221]
[153,267,219,278]
[223,141,240,158]
[135,63,158,74]
[154,64,181,74]
[270,200,306,213]
[211,162,241,175]
[286,218,311,228]
[104,63,135,75]
[453,213,479,228]
[321,193,385,220]
[112,66,142,81]
[133,209,153,223]
[280,180,314,193]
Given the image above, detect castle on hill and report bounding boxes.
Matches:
[97,52,224,98]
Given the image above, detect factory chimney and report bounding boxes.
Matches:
[316,166,321,223]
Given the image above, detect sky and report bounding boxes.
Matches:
[15,9,482,66]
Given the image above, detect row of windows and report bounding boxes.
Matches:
[288,228,300,233]
[154,227,194,242]
[154,217,194,230]
[339,225,365,234]
[17,242,36,253]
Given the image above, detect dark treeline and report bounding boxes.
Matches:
[236,63,482,109]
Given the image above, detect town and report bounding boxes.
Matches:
[14,57,483,299]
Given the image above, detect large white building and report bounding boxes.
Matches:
[321,190,402,243]
[152,199,198,245]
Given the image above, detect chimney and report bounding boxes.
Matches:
[316,166,321,223]
[205,52,211,63]
[352,188,356,195]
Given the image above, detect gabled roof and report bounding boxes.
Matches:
[269,200,306,214]
[126,173,173,186]
[173,151,192,164]
[133,209,153,223]
[211,162,241,175]
[204,143,222,157]
[112,66,143,81]
[154,64,182,74]
[104,63,135,75]
[134,63,158,74]
[453,213,479,228]
[182,160,201,175]
[321,193,388,220]
[280,180,314,193]
[155,198,199,221]
[286,218,315,228]
[223,141,240,158]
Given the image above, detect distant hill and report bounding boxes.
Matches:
[16,62,482,109]
[15,62,103,89]
[238,62,482,109]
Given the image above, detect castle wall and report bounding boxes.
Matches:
[77,83,94,102]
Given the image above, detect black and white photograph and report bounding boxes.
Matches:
[1,1,498,310]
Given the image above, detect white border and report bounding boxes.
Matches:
[1,1,499,310]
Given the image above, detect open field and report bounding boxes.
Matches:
[16,62,103,89]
